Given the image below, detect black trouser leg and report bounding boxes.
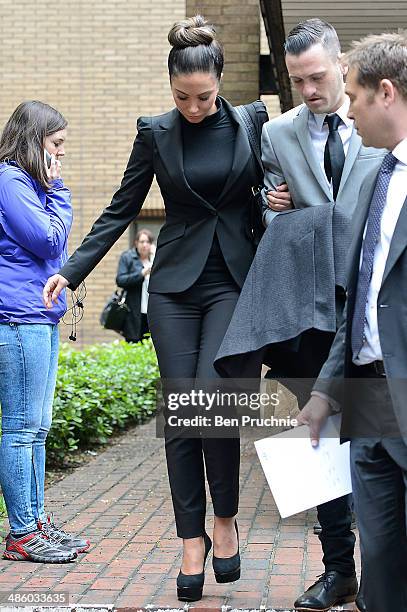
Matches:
[196,292,241,520]
[351,438,407,612]
[267,329,355,575]
[140,313,149,338]
[316,495,355,575]
[148,281,240,539]
[299,330,355,575]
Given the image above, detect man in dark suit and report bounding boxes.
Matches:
[261,19,384,612]
[299,31,407,612]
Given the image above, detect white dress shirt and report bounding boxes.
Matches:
[355,138,407,365]
[308,97,354,196]
[140,254,154,315]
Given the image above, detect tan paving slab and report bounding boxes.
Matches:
[0,420,361,610]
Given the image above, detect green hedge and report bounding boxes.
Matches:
[0,495,6,519]
[1,338,159,519]
[0,495,6,538]
[47,338,159,464]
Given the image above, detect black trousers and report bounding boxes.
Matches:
[351,438,407,612]
[148,267,246,539]
[348,366,407,612]
[125,313,149,343]
[266,329,355,576]
[139,313,149,339]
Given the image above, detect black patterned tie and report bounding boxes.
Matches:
[351,152,398,360]
[324,113,345,199]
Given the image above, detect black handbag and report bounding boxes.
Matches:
[235,101,268,246]
[100,289,130,334]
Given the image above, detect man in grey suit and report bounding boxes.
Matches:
[262,20,383,224]
[261,19,383,612]
[299,31,407,612]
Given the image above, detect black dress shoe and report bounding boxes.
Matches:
[177,532,212,602]
[294,570,358,611]
[212,520,240,583]
[355,592,367,612]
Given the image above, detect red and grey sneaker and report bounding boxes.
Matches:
[39,514,90,553]
[3,531,77,563]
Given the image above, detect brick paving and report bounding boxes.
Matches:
[0,420,360,611]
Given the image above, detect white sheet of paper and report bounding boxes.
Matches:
[254,415,352,518]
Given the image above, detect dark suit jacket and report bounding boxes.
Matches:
[315,166,407,442]
[60,97,268,292]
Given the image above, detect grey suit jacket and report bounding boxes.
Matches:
[261,103,385,226]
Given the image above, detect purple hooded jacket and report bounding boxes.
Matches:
[0,162,73,324]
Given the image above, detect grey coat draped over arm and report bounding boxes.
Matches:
[214,203,351,377]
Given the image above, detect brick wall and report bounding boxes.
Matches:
[0,1,282,345]
[0,0,185,345]
[186,0,260,105]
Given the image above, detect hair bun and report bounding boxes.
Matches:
[168,15,216,49]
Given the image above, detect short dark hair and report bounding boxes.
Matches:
[285,18,341,60]
[167,15,224,81]
[0,100,67,191]
[344,31,407,100]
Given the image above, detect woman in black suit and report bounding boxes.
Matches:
[116,229,154,343]
[44,15,267,601]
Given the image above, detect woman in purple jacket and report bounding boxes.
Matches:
[0,101,89,563]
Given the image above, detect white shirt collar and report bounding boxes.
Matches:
[392,138,407,166]
[311,96,353,131]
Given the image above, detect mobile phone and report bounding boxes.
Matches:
[44,149,52,169]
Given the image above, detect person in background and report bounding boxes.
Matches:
[0,101,89,563]
[116,228,154,343]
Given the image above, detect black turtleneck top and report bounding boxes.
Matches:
[180,98,238,285]
[180,98,236,206]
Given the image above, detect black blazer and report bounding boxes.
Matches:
[315,165,407,442]
[116,248,144,341]
[60,97,268,293]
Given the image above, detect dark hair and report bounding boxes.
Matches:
[344,31,407,100]
[135,228,154,244]
[167,15,224,80]
[285,18,341,60]
[0,100,67,191]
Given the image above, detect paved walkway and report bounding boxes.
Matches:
[0,420,360,611]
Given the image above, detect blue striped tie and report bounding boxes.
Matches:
[351,152,398,360]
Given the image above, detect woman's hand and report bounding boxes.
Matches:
[266,183,293,212]
[142,265,152,277]
[43,274,69,308]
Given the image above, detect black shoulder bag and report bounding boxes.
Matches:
[235,100,268,246]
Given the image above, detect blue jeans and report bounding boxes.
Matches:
[0,323,59,536]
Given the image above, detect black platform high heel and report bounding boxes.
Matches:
[212,520,240,583]
[177,532,212,602]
